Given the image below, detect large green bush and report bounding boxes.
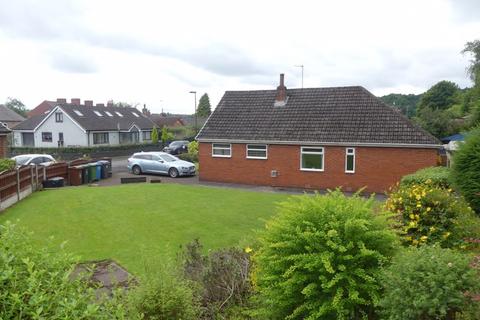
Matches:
[452,126,480,214]
[400,166,452,189]
[379,246,480,320]
[0,158,15,172]
[385,182,480,248]
[253,191,398,319]
[0,222,125,319]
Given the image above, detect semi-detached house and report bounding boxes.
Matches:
[196,74,442,193]
[13,100,155,148]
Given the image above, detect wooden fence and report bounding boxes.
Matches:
[0,162,72,211]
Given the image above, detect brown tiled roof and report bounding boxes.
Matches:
[150,114,185,127]
[27,100,56,117]
[197,86,440,146]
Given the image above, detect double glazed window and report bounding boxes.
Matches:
[93,132,109,144]
[246,144,267,159]
[345,148,355,173]
[41,132,52,142]
[142,131,152,141]
[300,147,324,171]
[212,143,231,157]
[55,112,63,122]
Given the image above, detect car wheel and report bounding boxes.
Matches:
[132,165,142,175]
[168,168,179,178]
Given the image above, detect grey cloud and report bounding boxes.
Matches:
[48,51,98,74]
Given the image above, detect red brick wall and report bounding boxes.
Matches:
[199,143,439,193]
[0,135,7,158]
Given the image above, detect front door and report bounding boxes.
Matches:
[58,132,64,147]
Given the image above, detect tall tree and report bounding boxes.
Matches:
[462,39,480,87]
[417,80,461,112]
[380,93,422,118]
[4,97,28,117]
[196,93,211,117]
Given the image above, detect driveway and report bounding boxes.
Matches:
[100,156,386,199]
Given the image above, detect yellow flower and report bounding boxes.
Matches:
[420,235,428,242]
[448,188,452,193]
[429,226,436,232]
[416,203,421,208]
[245,247,253,253]
[409,214,415,220]
[443,232,451,239]
[416,195,421,200]
[426,207,431,212]
[412,239,419,245]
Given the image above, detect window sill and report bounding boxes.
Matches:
[345,171,355,174]
[246,157,267,160]
[300,168,324,172]
[212,155,231,158]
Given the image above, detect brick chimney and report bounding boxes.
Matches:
[274,74,288,107]
[96,103,105,107]
[84,100,93,107]
[107,101,114,107]
[56,98,67,103]
[142,104,151,116]
[71,98,81,105]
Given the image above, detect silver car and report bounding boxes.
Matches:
[127,151,196,178]
[11,154,56,167]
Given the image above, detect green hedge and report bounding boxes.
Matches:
[0,158,15,172]
[10,143,161,155]
[400,166,452,189]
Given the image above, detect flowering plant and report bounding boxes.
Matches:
[385,181,479,248]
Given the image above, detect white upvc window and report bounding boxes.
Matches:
[300,146,324,171]
[246,144,267,159]
[212,143,231,158]
[345,147,355,173]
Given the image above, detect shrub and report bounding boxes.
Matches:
[0,158,15,172]
[0,222,125,319]
[151,126,159,144]
[379,246,480,320]
[385,182,480,248]
[452,126,480,214]
[400,166,452,189]
[177,141,199,163]
[181,239,252,318]
[253,190,398,319]
[125,266,199,320]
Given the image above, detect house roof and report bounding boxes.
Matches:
[27,100,56,117]
[197,86,440,146]
[150,114,186,127]
[0,104,25,122]
[13,104,155,131]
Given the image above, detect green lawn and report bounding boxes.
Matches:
[0,184,289,276]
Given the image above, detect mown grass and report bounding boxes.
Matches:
[0,184,289,276]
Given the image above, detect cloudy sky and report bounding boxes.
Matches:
[0,0,478,114]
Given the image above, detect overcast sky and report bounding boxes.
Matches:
[0,0,478,114]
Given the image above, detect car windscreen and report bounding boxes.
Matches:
[169,141,182,147]
[14,155,31,165]
[160,154,177,162]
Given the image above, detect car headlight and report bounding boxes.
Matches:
[181,166,187,170]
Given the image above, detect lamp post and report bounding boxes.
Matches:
[189,91,197,133]
[295,64,304,88]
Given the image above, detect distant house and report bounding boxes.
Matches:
[0,104,25,129]
[196,74,441,193]
[27,100,58,117]
[150,114,186,128]
[0,123,10,158]
[13,99,154,148]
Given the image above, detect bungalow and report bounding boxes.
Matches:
[196,74,442,193]
[12,99,155,147]
[0,104,25,129]
[0,123,10,158]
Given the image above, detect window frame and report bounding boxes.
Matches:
[55,112,63,122]
[92,132,110,145]
[41,132,52,142]
[246,144,268,159]
[300,146,325,172]
[142,131,152,141]
[345,147,355,173]
[212,143,232,158]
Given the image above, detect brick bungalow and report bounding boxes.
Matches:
[196,74,441,193]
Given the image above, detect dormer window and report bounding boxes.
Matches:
[55,112,63,122]
[94,110,103,117]
[115,111,124,117]
[132,112,140,117]
[105,111,113,117]
[73,110,84,116]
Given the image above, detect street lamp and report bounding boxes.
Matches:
[294,64,304,88]
[189,91,197,132]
